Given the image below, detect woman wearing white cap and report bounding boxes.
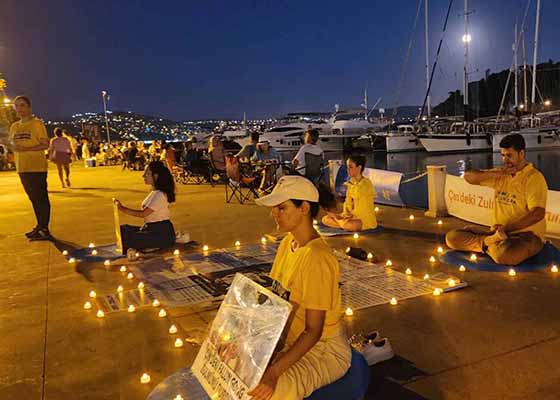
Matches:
[249,176,350,400]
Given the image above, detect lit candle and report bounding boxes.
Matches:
[261,237,267,244]
[345,307,354,316]
[313,219,318,225]
[423,274,430,280]
[135,252,140,258]
[127,272,134,280]
[552,265,559,273]
[62,250,69,256]
[437,246,443,254]
[158,308,167,317]
[385,260,393,266]
[89,290,97,298]
[470,254,477,261]
[367,253,373,260]
[137,282,145,290]
[353,233,359,239]
[459,265,466,272]
[447,279,457,287]
[374,206,379,213]
[173,249,180,256]
[390,297,398,305]
[508,268,516,277]
[429,256,436,263]
[83,301,92,310]
[174,395,184,400]
[152,299,161,307]
[433,288,442,296]
[345,247,351,254]
[128,304,136,313]
[202,245,209,252]
[174,338,184,348]
[103,260,111,267]
[409,214,415,221]
[91,249,98,256]
[88,243,95,248]
[235,240,241,247]
[437,220,443,225]
[69,257,76,264]
[140,373,151,384]
[117,285,124,293]
[120,266,127,273]
[405,268,412,275]
[96,310,105,318]
[169,324,178,334]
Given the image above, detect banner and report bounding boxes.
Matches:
[445,175,560,238]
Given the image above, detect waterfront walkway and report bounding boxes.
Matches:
[1,164,559,400]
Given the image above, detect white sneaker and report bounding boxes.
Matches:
[362,337,394,366]
[175,232,191,244]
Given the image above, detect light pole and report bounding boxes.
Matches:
[101,90,111,144]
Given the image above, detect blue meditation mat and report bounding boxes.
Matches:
[316,223,383,237]
[440,242,560,272]
[147,367,208,400]
[63,244,125,263]
[306,349,371,400]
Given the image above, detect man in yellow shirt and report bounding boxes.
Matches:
[446,133,547,265]
[8,96,52,240]
[322,155,377,231]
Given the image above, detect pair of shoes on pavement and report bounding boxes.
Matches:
[351,330,395,366]
[26,227,53,241]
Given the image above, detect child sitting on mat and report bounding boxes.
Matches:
[114,161,176,257]
[321,154,377,232]
[250,175,351,400]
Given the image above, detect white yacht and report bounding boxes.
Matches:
[492,116,560,152]
[418,122,492,153]
[372,125,424,152]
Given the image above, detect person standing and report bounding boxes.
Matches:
[9,96,52,240]
[49,128,73,188]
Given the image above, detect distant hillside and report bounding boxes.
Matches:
[433,59,560,117]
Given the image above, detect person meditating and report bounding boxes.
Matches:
[321,155,377,232]
[446,133,547,265]
[250,175,350,400]
[113,161,176,256]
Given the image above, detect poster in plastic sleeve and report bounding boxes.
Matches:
[192,273,292,400]
[445,174,560,238]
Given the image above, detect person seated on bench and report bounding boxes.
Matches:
[114,161,176,255]
[446,133,547,266]
[321,155,377,232]
[251,175,351,400]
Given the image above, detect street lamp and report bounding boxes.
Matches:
[101,91,111,144]
[462,34,472,43]
[519,104,525,110]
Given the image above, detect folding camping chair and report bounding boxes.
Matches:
[303,152,325,184]
[175,150,211,185]
[225,155,260,204]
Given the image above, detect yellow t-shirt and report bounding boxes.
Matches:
[481,163,547,240]
[270,233,344,345]
[9,118,49,172]
[343,177,377,229]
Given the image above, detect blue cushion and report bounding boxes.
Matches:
[305,349,371,400]
[440,242,560,272]
[316,223,383,237]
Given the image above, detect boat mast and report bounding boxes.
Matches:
[462,0,470,122]
[424,0,431,117]
[364,86,368,121]
[531,0,541,118]
[522,30,528,108]
[514,22,518,108]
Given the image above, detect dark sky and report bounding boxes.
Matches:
[1,0,558,120]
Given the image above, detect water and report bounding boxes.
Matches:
[283,149,560,191]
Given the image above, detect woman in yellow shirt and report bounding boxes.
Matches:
[322,155,377,231]
[250,175,350,400]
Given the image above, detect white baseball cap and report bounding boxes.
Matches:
[255,175,319,207]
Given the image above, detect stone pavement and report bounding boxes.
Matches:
[1,164,559,400]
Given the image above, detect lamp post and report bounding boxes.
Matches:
[101,90,111,144]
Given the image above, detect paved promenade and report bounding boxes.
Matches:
[1,164,559,400]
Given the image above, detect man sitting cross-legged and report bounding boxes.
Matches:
[446,133,547,266]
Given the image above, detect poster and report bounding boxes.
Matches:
[192,274,292,400]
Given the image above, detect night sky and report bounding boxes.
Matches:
[1,0,558,120]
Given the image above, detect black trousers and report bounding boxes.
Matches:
[120,220,176,252]
[19,172,51,230]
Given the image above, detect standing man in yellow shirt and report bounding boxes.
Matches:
[446,133,547,265]
[322,154,377,232]
[8,96,52,241]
